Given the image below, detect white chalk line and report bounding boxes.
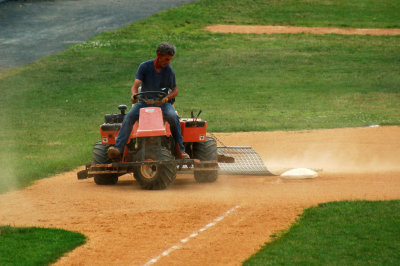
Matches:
[143,205,240,266]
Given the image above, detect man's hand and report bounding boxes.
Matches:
[131,94,139,104]
[161,96,169,104]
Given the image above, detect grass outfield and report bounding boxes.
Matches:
[0,0,399,264]
[244,200,400,265]
[0,226,86,265]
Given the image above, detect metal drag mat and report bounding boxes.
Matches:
[217,146,274,176]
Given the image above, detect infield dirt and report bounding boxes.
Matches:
[0,126,399,265]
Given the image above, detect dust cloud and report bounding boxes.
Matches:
[214,126,400,174]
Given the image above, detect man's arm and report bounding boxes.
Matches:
[162,86,178,104]
[168,86,178,99]
[131,79,142,95]
[131,79,142,104]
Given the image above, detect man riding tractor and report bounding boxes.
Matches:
[107,42,190,161]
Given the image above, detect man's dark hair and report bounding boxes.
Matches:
[157,42,176,56]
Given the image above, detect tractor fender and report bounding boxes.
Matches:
[132,107,172,138]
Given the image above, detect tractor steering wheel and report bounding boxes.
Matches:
[133,91,167,106]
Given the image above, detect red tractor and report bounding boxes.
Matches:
[78,91,219,190]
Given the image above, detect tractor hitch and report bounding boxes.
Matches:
[77,169,89,180]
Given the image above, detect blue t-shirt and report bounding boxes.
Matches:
[135,60,177,100]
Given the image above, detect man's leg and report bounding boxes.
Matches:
[108,102,144,159]
[161,103,189,158]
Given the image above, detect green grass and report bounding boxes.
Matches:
[244,200,400,265]
[0,226,86,265]
[175,33,400,131]
[199,0,400,28]
[0,0,399,193]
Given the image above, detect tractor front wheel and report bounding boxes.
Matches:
[133,147,177,190]
[93,141,119,185]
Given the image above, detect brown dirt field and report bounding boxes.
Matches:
[204,25,400,35]
[0,126,399,265]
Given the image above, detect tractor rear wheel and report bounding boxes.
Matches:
[193,137,218,183]
[133,146,177,190]
[93,141,119,185]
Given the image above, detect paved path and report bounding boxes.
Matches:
[0,0,193,71]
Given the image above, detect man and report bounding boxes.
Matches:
[108,42,189,160]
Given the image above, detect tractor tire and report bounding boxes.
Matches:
[93,141,118,185]
[193,137,218,183]
[133,146,177,190]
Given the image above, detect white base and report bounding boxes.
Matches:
[280,168,318,179]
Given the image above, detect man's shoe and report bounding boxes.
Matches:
[107,147,121,160]
[181,151,190,160]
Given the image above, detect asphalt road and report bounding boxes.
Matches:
[0,0,194,71]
